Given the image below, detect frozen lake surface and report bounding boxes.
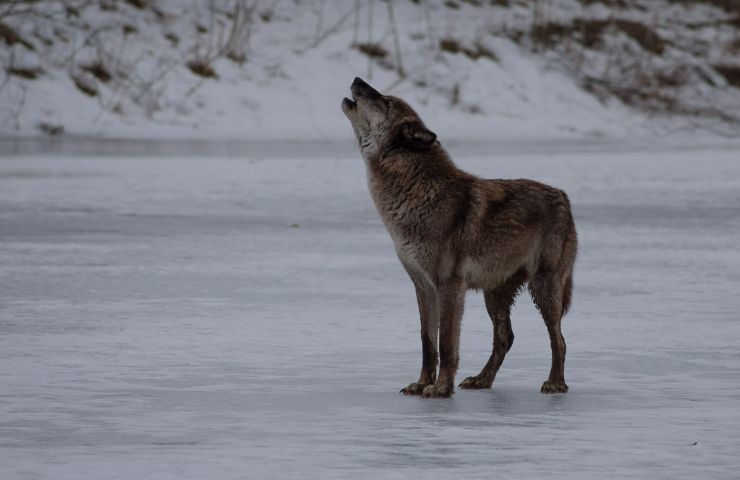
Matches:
[1,140,739,479]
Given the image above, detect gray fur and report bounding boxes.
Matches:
[342,78,578,398]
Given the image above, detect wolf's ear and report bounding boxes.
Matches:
[400,120,437,146]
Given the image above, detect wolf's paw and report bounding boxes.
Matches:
[421,384,453,398]
[458,375,492,389]
[541,380,568,393]
[400,382,428,395]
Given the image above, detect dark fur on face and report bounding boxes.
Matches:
[342,77,436,157]
[342,78,578,398]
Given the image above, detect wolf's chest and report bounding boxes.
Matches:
[367,171,435,256]
[375,200,432,269]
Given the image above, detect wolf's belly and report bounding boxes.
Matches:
[462,254,532,290]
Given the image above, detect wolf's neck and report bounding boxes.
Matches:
[367,145,460,206]
[358,130,386,160]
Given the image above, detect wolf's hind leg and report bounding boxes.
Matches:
[529,270,570,393]
[459,271,525,390]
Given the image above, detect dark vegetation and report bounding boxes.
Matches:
[7,66,42,79]
[439,38,498,61]
[353,42,388,59]
[186,59,218,79]
[71,72,98,97]
[36,121,64,136]
[0,21,34,50]
[80,61,112,83]
[511,0,740,122]
[530,19,665,54]
[714,65,740,87]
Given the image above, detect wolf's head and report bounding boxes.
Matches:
[342,77,436,156]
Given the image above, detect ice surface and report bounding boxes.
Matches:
[1,140,739,479]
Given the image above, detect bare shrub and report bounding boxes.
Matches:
[354,42,388,58]
[122,24,138,35]
[71,71,98,96]
[578,0,627,6]
[37,122,64,135]
[440,37,463,54]
[124,0,148,9]
[7,66,43,79]
[439,38,497,61]
[164,31,179,47]
[713,64,740,86]
[80,61,111,82]
[654,66,690,87]
[530,19,664,53]
[186,59,218,78]
[666,0,740,15]
[727,37,740,54]
[615,20,664,54]
[0,22,34,50]
[222,0,257,65]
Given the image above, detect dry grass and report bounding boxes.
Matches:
[81,61,112,83]
[530,18,664,54]
[164,31,179,47]
[186,59,218,78]
[439,38,463,54]
[578,0,628,6]
[0,22,35,50]
[122,24,138,35]
[584,77,675,110]
[7,66,43,79]
[654,66,690,88]
[667,0,740,14]
[584,74,738,122]
[226,51,247,64]
[713,64,740,87]
[531,20,603,48]
[71,73,98,96]
[616,20,665,54]
[124,0,148,9]
[37,122,64,136]
[726,37,740,54]
[99,1,117,11]
[439,38,497,61]
[354,42,389,58]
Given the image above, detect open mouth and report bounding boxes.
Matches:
[342,97,356,110]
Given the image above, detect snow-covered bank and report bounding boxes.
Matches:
[1,0,739,141]
[1,142,739,479]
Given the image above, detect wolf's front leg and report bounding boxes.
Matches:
[422,281,464,398]
[401,282,438,395]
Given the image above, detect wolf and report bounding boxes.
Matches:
[342,77,577,398]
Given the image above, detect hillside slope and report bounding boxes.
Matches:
[1,0,738,140]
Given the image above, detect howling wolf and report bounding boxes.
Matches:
[342,77,577,398]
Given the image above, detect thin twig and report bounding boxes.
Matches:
[386,1,404,78]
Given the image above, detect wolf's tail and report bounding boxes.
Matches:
[561,272,573,316]
[560,205,577,317]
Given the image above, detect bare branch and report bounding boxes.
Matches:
[386,0,404,78]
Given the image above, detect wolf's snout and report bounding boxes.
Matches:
[351,77,381,100]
